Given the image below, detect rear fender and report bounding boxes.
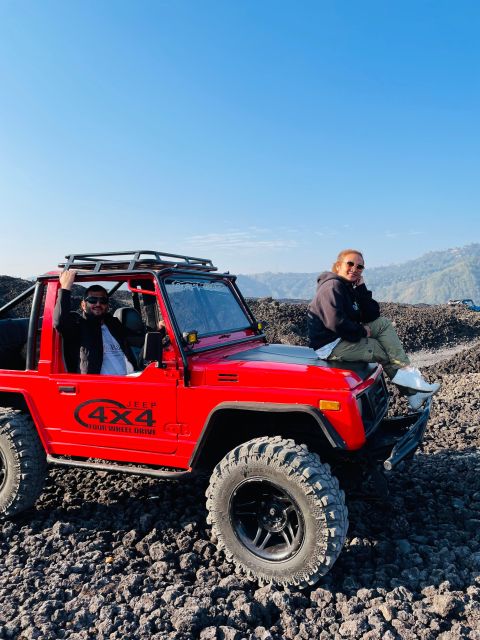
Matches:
[0,389,49,453]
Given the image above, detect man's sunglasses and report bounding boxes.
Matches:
[344,261,365,271]
[84,296,108,304]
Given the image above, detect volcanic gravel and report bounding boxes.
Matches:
[1,291,480,639]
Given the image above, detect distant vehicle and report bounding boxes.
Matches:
[447,298,480,311]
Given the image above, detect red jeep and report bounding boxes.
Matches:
[0,251,431,588]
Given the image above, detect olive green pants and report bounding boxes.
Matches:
[328,316,410,379]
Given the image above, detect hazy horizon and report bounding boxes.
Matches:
[2,241,478,281]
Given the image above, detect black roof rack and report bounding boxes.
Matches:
[58,250,217,274]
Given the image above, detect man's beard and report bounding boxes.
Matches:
[84,309,105,321]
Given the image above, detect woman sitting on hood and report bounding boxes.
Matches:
[307,248,440,410]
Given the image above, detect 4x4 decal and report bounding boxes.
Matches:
[74,398,157,435]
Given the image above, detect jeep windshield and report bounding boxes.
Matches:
[163,275,256,349]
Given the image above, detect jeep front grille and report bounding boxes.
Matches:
[358,374,389,436]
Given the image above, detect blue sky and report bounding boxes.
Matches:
[1,1,479,278]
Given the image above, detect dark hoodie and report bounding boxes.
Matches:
[53,289,137,374]
[307,272,380,351]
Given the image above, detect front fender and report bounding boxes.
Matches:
[189,401,347,468]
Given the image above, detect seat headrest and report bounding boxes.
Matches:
[114,307,145,335]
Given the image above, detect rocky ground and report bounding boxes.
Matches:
[1,284,480,639]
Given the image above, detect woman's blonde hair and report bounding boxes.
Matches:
[332,249,364,273]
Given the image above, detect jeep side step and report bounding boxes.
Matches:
[46,454,191,479]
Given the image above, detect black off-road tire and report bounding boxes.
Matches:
[206,436,348,588]
[0,408,47,517]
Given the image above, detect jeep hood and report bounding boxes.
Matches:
[223,343,377,381]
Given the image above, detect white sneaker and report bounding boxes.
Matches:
[407,390,434,411]
[391,366,441,393]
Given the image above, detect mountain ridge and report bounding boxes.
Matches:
[1,244,479,305]
[237,243,480,304]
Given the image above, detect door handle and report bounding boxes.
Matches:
[58,385,77,394]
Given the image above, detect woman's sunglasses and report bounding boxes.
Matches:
[343,261,365,271]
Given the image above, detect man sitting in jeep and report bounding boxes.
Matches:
[54,270,138,375]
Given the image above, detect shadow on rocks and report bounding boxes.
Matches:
[315,448,480,600]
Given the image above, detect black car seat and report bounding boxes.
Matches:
[113,307,146,368]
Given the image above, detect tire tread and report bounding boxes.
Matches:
[0,407,47,517]
[206,436,349,589]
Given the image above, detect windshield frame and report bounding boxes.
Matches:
[157,271,263,354]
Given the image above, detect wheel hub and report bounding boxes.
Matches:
[230,477,305,561]
[259,500,288,532]
[0,449,6,492]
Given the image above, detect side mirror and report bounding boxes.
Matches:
[144,332,164,365]
[255,320,267,332]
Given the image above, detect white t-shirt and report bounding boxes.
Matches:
[100,325,134,375]
[315,338,341,360]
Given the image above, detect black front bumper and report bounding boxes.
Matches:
[364,398,431,470]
